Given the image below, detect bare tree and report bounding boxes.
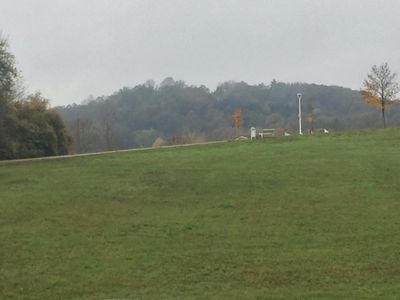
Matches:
[307,98,315,134]
[71,118,97,153]
[361,63,399,128]
[100,100,116,150]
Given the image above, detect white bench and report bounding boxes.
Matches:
[258,129,275,138]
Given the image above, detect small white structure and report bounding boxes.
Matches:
[259,129,275,138]
[250,127,256,140]
[323,129,329,134]
[284,132,291,137]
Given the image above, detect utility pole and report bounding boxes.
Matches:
[297,93,303,135]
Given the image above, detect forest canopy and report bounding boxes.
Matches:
[57,78,400,154]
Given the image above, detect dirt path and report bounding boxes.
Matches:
[0,140,227,165]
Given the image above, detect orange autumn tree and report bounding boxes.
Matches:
[232,109,242,128]
[231,109,243,137]
[361,63,399,128]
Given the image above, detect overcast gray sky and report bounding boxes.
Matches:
[1,0,399,106]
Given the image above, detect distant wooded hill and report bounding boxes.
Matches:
[56,79,400,153]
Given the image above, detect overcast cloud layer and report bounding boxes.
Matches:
[1,0,400,106]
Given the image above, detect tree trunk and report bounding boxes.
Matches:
[381,102,386,129]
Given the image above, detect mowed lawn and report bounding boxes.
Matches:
[1,129,400,299]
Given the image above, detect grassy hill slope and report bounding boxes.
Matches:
[1,129,400,299]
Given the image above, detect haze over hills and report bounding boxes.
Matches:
[2,1,400,106]
[56,79,400,153]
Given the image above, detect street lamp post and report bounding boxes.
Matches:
[297,93,303,135]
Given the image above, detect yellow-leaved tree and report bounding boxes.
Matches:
[361,63,399,128]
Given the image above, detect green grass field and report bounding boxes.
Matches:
[1,129,400,299]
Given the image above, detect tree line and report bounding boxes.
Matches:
[57,77,400,154]
[0,35,72,160]
[2,29,399,159]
